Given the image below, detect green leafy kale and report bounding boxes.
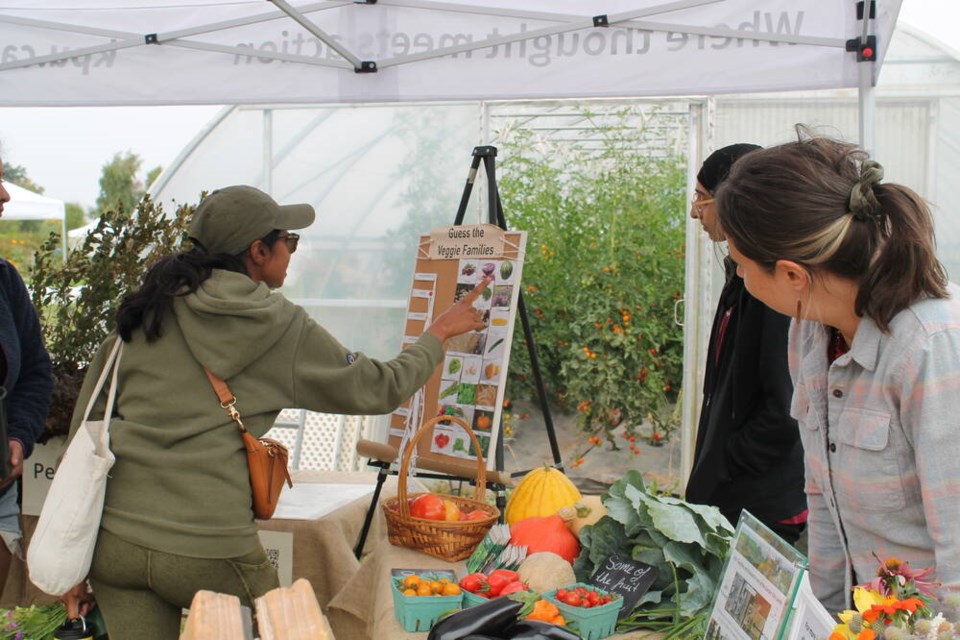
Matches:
[573,470,734,638]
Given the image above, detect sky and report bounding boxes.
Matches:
[0,0,956,209]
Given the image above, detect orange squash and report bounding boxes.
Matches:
[509,512,580,564]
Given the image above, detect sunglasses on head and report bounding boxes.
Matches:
[276,232,300,254]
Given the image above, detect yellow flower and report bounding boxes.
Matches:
[833,588,885,639]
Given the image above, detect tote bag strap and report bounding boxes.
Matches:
[79,337,124,428]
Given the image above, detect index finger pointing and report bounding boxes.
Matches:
[464,277,492,301]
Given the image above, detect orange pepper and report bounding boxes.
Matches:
[552,615,566,626]
[526,599,561,622]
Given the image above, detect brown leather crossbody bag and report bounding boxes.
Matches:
[204,368,293,519]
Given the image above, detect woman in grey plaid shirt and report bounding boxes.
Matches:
[714,129,960,613]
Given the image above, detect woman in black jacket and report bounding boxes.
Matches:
[683,144,806,543]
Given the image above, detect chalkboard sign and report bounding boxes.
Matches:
[588,555,659,619]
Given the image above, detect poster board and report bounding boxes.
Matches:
[705,511,808,640]
[388,224,527,471]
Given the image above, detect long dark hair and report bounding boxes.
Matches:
[116,229,282,342]
[717,130,947,331]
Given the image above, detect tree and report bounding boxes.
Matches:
[94,151,162,216]
[65,202,87,231]
[1,159,44,194]
[95,152,142,215]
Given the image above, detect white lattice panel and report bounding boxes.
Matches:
[264,409,372,472]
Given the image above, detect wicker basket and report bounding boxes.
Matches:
[382,415,500,561]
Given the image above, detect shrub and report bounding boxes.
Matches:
[498,111,686,446]
[29,195,192,439]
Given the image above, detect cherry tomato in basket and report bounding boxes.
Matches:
[560,592,582,607]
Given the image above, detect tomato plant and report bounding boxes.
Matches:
[498,110,686,449]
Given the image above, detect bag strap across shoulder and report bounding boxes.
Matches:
[80,337,124,426]
[203,368,248,434]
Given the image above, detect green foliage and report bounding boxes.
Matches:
[0,604,66,640]
[65,202,88,231]
[94,151,160,218]
[498,114,686,444]
[574,471,733,638]
[30,194,192,437]
[1,161,44,194]
[0,221,63,273]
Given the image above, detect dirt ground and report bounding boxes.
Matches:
[499,398,684,495]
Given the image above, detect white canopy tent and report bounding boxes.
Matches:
[0,0,898,143]
[0,0,904,477]
[2,182,68,259]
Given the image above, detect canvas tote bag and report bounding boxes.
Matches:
[28,337,123,596]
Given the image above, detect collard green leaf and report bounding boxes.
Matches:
[681,500,736,535]
[676,568,718,617]
[638,493,706,546]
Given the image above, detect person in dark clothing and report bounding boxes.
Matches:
[0,156,55,585]
[683,144,806,543]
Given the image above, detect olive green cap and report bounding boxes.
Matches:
[189,185,315,255]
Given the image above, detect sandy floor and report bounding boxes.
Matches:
[499,398,684,495]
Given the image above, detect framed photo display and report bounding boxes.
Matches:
[388,224,527,471]
[705,511,808,640]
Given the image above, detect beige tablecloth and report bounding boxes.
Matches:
[257,469,397,609]
[2,469,397,613]
[326,537,665,640]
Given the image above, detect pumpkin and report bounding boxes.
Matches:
[517,552,577,593]
[509,511,580,564]
[505,465,582,525]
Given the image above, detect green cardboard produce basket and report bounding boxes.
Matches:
[391,575,463,632]
[544,582,622,640]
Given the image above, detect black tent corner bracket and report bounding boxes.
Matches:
[846,35,877,62]
[355,61,377,73]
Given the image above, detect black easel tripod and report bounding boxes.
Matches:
[352,145,563,559]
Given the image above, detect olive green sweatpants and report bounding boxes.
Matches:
[89,528,280,640]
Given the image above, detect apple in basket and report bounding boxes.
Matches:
[460,509,488,521]
[410,494,464,521]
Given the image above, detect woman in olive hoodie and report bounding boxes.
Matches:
[60,186,489,640]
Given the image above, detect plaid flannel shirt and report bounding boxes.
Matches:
[789,283,960,613]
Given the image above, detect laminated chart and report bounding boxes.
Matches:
[389,224,527,471]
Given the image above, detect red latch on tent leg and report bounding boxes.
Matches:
[845,35,877,62]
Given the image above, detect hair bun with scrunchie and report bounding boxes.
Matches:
[849,159,884,222]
